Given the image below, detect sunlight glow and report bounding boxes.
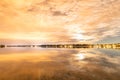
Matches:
[76,53,85,60]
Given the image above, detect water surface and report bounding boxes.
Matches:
[0,48,120,80]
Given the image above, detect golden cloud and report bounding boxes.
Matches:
[0,0,120,43]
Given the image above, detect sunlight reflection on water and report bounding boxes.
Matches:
[75,53,85,60]
[0,48,119,80]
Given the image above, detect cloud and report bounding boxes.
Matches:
[0,0,120,43]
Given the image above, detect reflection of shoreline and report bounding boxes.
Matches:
[0,43,120,49]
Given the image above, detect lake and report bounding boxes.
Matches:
[0,48,120,80]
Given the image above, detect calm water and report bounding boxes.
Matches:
[0,48,120,80]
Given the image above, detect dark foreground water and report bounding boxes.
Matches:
[0,48,120,80]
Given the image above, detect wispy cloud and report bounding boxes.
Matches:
[0,0,120,43]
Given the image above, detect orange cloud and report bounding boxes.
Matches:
[0,0,120,43]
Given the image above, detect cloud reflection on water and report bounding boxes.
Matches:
[0,49,119,80]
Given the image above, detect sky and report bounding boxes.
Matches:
[0,0,120,44]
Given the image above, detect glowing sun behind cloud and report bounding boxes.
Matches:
[0,0,120,43]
